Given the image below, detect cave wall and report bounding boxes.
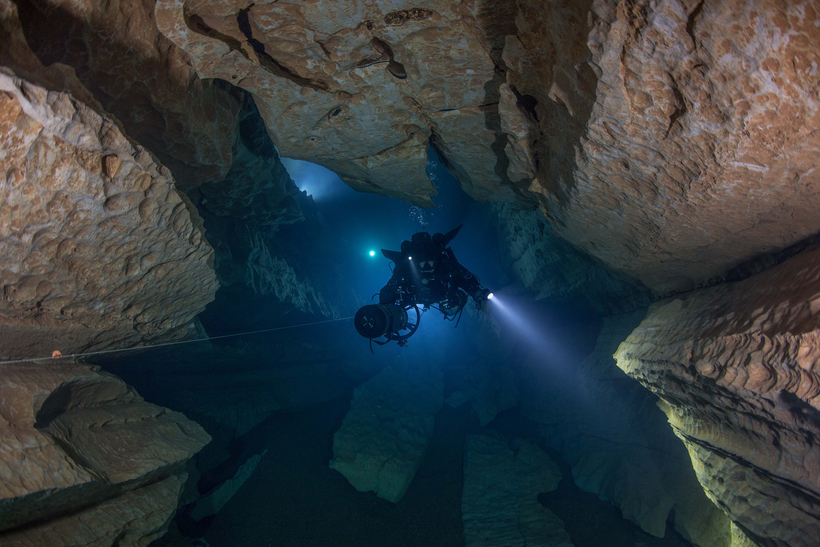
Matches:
[0,69,218,359]
[2,0,820,545]
[615,240,820,547]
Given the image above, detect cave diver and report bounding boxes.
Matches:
[354,226,492,349]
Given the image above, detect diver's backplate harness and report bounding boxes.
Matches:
[354,226,492,349]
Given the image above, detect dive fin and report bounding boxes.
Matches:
[440,225,462,247]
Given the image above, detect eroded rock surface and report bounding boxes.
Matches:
[1,474,186,547]
[330,358,443,503]
[505,0,820,294]
[522,311,731,546]
[495,204,654,314]
[615,241,820,547]
[0,71,218,359]
[155,0,534,207]
[156,0,820,297]
[10,0,241,189]
[0,362,210,543]
[193,93,303,226]
[462,434,572,547]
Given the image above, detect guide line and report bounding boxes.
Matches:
[0,316,354,365]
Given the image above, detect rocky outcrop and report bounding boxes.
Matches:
[505,0,820,294]
[462,434,572,547]
[2,475,187,547]
[522,311,731,546]
[154,0,534,208]
[193,94,303,226]
[155,0,820,298]
[330,357,444,503]
[9,0,241,189]
[0,71,218,359]
[614,241,820,547]
[495,203,654,314]
[0,362,210,544]
[188,450,267,522]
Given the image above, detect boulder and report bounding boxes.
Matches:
[330,358,443,503]
[0,362,210,543]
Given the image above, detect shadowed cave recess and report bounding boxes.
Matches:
[1,1,820,546]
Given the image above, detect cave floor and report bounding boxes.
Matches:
[172,397,693,547]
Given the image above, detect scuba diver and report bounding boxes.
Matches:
[354,226,492,348]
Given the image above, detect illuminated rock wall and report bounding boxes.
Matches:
[0,70,218,359]
[615,241,820,546]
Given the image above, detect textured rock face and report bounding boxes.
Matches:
[154,0,533,208]
[0,362,210,543]
[495,204,654,314]
[194,94,304,226]
[188,450,267,522]
[10,0,241,189]
[462,435,571,547]
[1,474,186,547]
[0,71,218,359]
[521,311,731,546]
[614,241,820,547]
[506,0,820,294]
[156,0,820,296]
[330,358,443,503]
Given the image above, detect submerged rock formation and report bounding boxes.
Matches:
[615,241,820,546]
[2,0,819,544]
[0,71,218,359]
[462,435,571,547]
[9,0,241,189]
[330,357,444,503]
[522,311,732,546]
[0,362,210,545]
[153,0,820,299]
[495,204,654,314]
[154,0,533,208]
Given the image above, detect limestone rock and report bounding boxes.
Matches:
[188,450,267,521]
[495,203,654,314]
[330,358,443,503]
[0,362,210,541]
[462,434,571,547]
[614,241,820,547]
[9,0,241,189]
[154,0,533,208]
[521,310,731,546]
[195,94,303,226]
[0,71,219,359]
[504,0,820,294]
[1,474,186,547]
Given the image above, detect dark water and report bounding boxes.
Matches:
[98,149,693,547]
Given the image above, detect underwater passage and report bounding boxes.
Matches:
[1,1,820,546]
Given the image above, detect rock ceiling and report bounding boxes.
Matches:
[150,0,820,296]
